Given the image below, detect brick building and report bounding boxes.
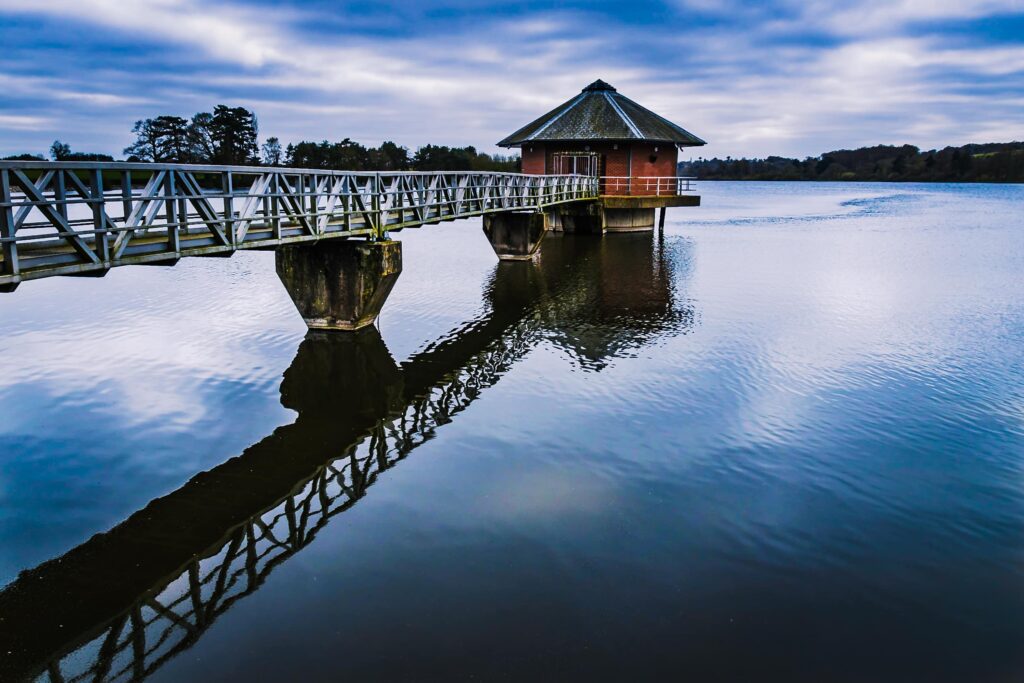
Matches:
[498,79,705,196]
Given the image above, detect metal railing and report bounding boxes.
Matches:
[0,161,600,287]
[600,176,697,196]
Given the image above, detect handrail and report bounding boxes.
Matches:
[0,162,600,287]
[0,159,570,177]
[599,176,697,195]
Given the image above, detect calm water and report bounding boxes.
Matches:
[1,182,1023,681]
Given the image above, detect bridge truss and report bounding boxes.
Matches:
[0,161,598,288]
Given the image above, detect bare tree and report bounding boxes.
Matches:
[262,137,282,166]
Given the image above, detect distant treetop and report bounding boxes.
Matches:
[680,142,1024,183]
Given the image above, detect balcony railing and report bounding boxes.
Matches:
[599,176,697,196]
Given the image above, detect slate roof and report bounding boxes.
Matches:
[498,80,706,147]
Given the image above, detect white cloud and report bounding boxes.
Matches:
[801,0,1024,35]
[0,0,1021,158]
[0,113,50,130]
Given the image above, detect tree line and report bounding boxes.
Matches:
[3,141,115,162]
[282,140,518,172]
[680,142,1024,183]
[2,103,519,172]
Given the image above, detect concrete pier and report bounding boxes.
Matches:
[276,239,402,331]
[544,201,604,234]
[482,212,547,260]
[543,196,699,236]
[603,208,656,232]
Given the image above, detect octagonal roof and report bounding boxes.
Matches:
[498,80,706,148]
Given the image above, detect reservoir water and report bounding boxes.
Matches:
[1,182,1023,681]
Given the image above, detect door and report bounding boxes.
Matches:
[552,152,600,177]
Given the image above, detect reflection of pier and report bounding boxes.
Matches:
[538,232,694,370]
[0,233,695,683]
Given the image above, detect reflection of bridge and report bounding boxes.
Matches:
[0,233,695,683]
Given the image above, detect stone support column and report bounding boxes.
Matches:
[603,208,656,232]
[482,212,547,260]
[276,239,402,331]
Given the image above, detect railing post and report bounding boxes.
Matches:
[222,171,234,246]
[309,173,320,235]
[372,172,383,239]
[0,169,19,282]
[53,169,68,228]
[121,170,132,231]
[177,176,188,237]
[165,171,180,254]
[270,172,281,240]
[130,604,146,680]
[341,176,351,233]
[90,168,110,264]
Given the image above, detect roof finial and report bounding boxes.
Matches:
[583,79,616,92]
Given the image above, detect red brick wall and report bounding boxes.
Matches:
[540,142,629,179]
[516,141,679,196]
[600,143,630,187]
[626,143,679,195]
[521,146,546,174]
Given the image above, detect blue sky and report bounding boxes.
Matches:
[0,0,1021,160]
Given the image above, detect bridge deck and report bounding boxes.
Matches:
[600,194,701,209]
[0,162,601,287]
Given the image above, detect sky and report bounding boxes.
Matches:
[0,0,1022,160]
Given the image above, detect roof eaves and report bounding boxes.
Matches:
[604,92,643,139]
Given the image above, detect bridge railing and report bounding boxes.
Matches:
[600,175,697,196]
[0,161,599,287]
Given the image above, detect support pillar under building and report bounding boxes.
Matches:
[482,212,546,260]
[276,239,402,331]
[603,208,656,232]
[544,202,604,234]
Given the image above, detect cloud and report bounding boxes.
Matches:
[0,0,1021,159]
[0,114,50,130]
[800,0,1024,35]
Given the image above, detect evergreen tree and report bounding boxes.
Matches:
[209,105,259,165]
[124,120,160,161]
[124,116,192,162]
[188,112,217,162]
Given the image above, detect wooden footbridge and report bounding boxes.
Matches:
[0,160,698,330]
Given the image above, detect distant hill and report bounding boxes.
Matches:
[680,142,1024,183]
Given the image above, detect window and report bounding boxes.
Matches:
[552,152,600,176]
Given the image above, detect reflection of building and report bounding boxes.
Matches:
[491,233,696,370]
[0,234,696,683]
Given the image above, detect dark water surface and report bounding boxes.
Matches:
[1,182,1023,681]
